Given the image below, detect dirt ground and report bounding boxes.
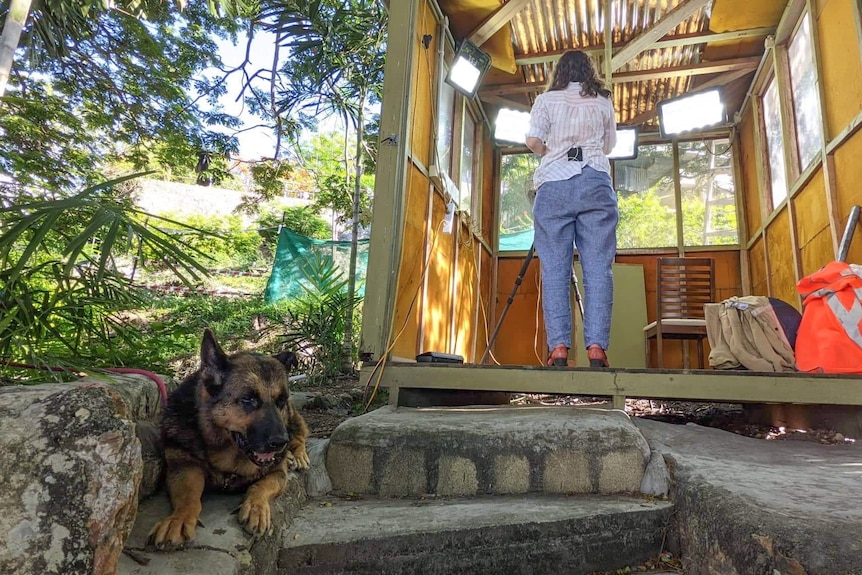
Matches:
[297,375,854,447]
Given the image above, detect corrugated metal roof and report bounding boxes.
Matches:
[441,0,781,133]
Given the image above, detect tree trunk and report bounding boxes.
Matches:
[341,107,364,374]
[0,0,32,97]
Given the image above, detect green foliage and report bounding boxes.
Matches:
[0,175,215,375]
[0,262,147,371]
[138,213,262,270]
[249,1,386,226]
[617,189,739,249]
[499,152,539,234]
[248,159,293,203]
[257,205,330,249]
[617,189,677,249]
[0,91,99,189]
[134,294,294,365]
[616,139,738,249]
[279,253,362,383]
[1,1,245,191]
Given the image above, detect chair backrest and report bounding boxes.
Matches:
[656,257,715,320]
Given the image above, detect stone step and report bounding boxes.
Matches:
[326,405,652,498]
[119,472,307,575]
[279,494,673,574]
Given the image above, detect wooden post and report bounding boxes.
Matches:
[359,0,419,361]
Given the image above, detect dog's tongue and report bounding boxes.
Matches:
[256,451,276,461]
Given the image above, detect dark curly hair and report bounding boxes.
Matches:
[546,50,612,98]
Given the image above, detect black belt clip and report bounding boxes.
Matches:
[567,146,584,162]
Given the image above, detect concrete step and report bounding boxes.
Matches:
[279,494,673,574]
[326,405,652,498]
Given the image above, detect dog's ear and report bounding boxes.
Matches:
[200,328,230,393]
[274,350,298,372]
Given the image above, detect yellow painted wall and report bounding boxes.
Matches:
[738,107,762,235]
[492,255,545,365]
[421,192,455,354]
[452,219,479,360]
[391,163,431,359]
[749,236,768,295]
[792,171,832,277]
[832,128,862,264]
[474,246,493,360]
[765,210,798,306]
[814,0,862,140]
[409,0,437,167]
[384,0,498,362]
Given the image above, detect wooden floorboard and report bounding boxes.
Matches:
[360,363,862,407]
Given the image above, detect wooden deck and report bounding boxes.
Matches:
[361,363,862,409]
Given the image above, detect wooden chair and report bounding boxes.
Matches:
[643,257,715,369]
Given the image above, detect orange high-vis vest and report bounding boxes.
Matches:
[795,261,862,373]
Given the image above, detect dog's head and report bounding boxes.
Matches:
[197,328,298,467]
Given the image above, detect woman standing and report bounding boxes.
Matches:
[525,50,618,367]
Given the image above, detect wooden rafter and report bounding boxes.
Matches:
[514,27,776,66]
[467,0,532,47]
[610,0,711,71]
[624,67,755,127]
[479,57,761,97]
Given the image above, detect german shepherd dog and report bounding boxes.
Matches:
[149,328,310,547]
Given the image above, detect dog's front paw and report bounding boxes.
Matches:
[289,445,310,470]
[238,493,272,535]
[148,511,199,548]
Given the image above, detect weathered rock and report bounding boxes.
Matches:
[640,451,670,496]
[303,438,332,497]
[0,380,143,575]
[636,419,862,575]
[91,373,175,502]
[135,420,164,501]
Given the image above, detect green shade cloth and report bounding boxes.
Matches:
[264,228,370,303]
[499,228,534,251]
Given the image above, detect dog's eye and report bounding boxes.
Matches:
[275,395,287,409]
[240,395,260,409]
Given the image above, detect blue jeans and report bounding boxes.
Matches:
[532,166,618,352]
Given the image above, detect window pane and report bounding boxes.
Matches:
[459,112,475,213]
[762,77,788,208]
[679,139,739,246]
[789,13,824,170]
[498,152,539,251]
[436,72,454,176]
[615,144,678,249]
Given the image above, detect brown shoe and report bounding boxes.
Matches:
[587,345,609,368]
[547,344,568,367]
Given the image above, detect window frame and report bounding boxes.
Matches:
[760,71,789,212]
[754,5,826,215]
[495,135,741,254]
[786,10,824,174]
[432,41,484,232]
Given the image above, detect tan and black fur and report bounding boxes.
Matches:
[149,328,309,547]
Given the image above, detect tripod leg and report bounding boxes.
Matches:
[480,244,536,363]
[571,261,585,321]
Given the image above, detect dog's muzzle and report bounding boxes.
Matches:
[232,431,289,467]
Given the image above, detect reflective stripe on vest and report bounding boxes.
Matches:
[824,287,862,348]
[802,268,859,300]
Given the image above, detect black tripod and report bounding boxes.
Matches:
[480,243,584,363]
